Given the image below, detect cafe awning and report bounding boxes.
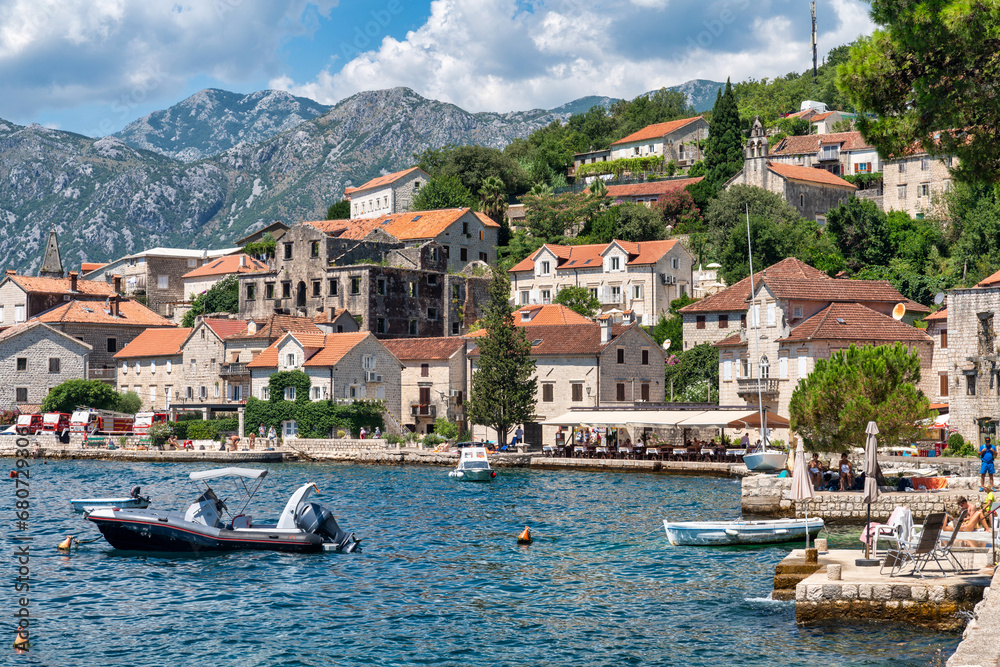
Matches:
[540,409,791,429]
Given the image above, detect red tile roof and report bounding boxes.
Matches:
[680,258,829,313]
[80,262,107,273]
[34,299,175,327]
[247,332,371,368]
[181,254,268,279]
[6,274,115,296]
[305,208,498,242]
[515,304,594,326]
[780,302,932,343]
[381,337,466,361]
[759,275,916,305]
[509,239,681,273]
[610,116,704,146]
[713,332,745,347]
[468,323,638,356]
[344,167,426,196]
[114,328,192,358]
[812,111,836,122]
[766,162,856,188]
[923,307,947,322]
[770,131,873,156]
[229,315,322,340]
[312,308,351,324]
[594,177,703,199]
[976,268,1000,287]
[202,318,248,340]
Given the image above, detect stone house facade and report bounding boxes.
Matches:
[768,131,881,177]
[344,167,430,219]
[113,328,190,411]
[944,269,1000,444]
[923,308,951,405]
[508,239,694,325]
[725,118,856,223]
[467,320,666,446]
[0,322,92,410]
[0,271,116,327]
[222,315,325,403]
[881,153,956,218]
[246,331,403,436]
[381,337,468,435]
[608,116,709,170]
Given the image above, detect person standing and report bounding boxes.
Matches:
[360,426,367,440]
[980,436,996,491]
[267,425,277,448]
[258,423,266,440]
[374,426,381,439]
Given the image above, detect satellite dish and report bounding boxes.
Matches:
[663,339,671,350]
[892,303,906,320]
[934,292,945,305]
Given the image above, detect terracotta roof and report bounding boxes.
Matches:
[247,332,371,368]
[928,402,949,411]
[202,318,248,340]
[515,304,594,326]
[468,323,635,356]
[766,162,856,188]
[610,116,704,146]
[229,315,322,340]
[312,308,351,323]
[780,302,932,343]
[903,299,932,314]
[976,268,1000,287]
[80,262,107,273]
[713,332,745,348]
[597,177,703,199]
[344,167,426,196]
[305,207,498,241]
[770,131,873,156]
[114,328,191,358]
[181,254,268,279]
[33,299,175,327]
[381,337,466,361]
[785,109,817,120]
[680,258,829,313]
[5,274,115,296]
[812,111,836,122]
[509,239,681,273]
[759,276,913,305]
[923,307,947,322]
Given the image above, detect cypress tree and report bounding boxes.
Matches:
[704,78,744,190]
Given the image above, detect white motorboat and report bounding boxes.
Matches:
[71,486,151,513]
[663,517,824,546]
[448,446,496,482]
[743,450,789,473]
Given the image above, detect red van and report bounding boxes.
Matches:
[15,414,43,435]
[41,412,71,433]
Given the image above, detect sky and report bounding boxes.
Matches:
[0,0,875,137]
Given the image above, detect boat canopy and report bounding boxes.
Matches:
[540,409,790,429]
[189,468,268,481]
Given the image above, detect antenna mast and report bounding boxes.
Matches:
[811,1,818,79]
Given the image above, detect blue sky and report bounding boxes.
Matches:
[0,0,874,137]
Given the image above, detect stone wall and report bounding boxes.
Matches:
[949,568,1000,667]
[882,154,954,217]
[947,285,1000,444]
[0,325,90,408]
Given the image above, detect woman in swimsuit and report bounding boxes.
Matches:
[838,453,853,491]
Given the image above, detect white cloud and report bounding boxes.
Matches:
[272,0,876,112]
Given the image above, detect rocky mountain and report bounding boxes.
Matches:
[0,87,563,273]
[548,95,620,117]
[114,88,331,163]
[668,79,726,112]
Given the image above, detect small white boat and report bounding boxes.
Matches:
[663,517,824,546]
[71,486,151,513]
[743,450,789,472]
[448,446,496,482]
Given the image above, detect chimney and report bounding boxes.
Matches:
[239,255,246,268]
[112,274,122,293]
[111,294,119,317]
[599,316,612,345]
[69,271,78,292]
[5,269,15,276]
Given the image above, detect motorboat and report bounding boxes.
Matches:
[448,446,496,482]
[85,467,362,553]
[71,486,151,513]
[743,450,789,473]
[663,517,825,546]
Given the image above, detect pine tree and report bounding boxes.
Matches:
[704,78,744,190]
[465,269,537,447]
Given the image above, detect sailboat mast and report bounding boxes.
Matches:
[745,205,767,452]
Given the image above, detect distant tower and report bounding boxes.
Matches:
[745,117,769,161]
[811,1,818,79]
[38,227,64,279]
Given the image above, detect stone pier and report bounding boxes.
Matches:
[949,567,1000,666]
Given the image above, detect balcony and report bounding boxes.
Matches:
[88,367,116,381]
[736,378,780,399]
[817,147,841,162]
[411,404,437,417]
[219,362,249,377]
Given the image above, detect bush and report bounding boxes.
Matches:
[146,422,173,445]
[423,433,446,447]
[386,433,403,445]
[943,433,977,457]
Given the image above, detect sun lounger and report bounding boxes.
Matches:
[880,512,948,578]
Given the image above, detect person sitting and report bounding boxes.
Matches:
[808,453,825,489]
[167,434,179,450]
[838,453,853,491]
[945,497,990,532]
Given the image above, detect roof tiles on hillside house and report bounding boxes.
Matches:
[589,177,703,199]
[765,162,856,188]
[509,239,680,273]
[344,167,427,196]
[246,332,371,368]
[610,116,704,145]
[756,275,925,308]
[515,304,594,326]
[780,302,932,343]
[468,323,633,356]
[770,131,873,155]
[923,307,947,322]
[305,208,498,241]
[976,268,1000,287]
[202,318,248,340]
[33,299,175,327]
[6,274,115,296]
[114,328,192,358]
[679,258,829,313]
[381,337,466,361]
[181,254,268,279]
[229,315,322,340]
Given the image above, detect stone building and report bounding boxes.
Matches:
[608,116,709,170]
[246,331,404,437]
[0,270,116,327]
[508,239,694,325]
[945,269,1000,443]
[881,152,957,218]
[344,167,430,220]
[568,148,611,179]
[113,327,190,411]
[923,307,950,406]
[724,118,856,223]
[597,177,704,207]
[467,319,666,446]
[312,309,360,334]
[0,321,92,411]
[381,337,468,435]
[83,247,240,318]
[222,315,325,402]
[768,131,881,178]
[182,254,269,299]
[237,222,491,338]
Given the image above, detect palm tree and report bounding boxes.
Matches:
[478,175,508,225]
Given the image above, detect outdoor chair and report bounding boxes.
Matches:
[645,446,662,460]
[870,507,914,555]
[933,509,969,572]
[618,445,633,459]
[880,512,948,578]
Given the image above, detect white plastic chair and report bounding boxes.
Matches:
[871,507,913,554]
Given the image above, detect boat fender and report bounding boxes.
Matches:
[724,528,740,536]
[517,526,532,545]
[491,471,496,478]
[13,630,29,651]
[9,470,16,478]
[57,535,76,551]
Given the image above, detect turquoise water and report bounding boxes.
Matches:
[9,460,956,666]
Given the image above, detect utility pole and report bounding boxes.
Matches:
[811,1,818,79]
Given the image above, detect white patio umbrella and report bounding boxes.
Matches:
[862,421,880,562]
[789,437,815,549]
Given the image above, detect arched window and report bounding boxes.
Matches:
[759,355,770,379]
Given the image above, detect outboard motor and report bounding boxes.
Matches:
[296,502,362,553]
[130,486,142,499]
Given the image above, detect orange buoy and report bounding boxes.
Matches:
[13,630,29,650]
[9,470,16,478]
[517,526,532,545]
[57,535,75,551]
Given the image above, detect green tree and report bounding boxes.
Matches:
[836,0,1000,186]
[433,416,461,441]
[41,379,122,414]
[326,199,351,219]
[645,294,695,353]
[718,216,790,285]
[704,184,802,248]
[411,175,476,210]
[415,144,530,196]
[479,175,510,246]
[663,343,719,402]
[615,203,665,242]
[466,269,537,447]
[789,343,931,452]
[825,198,894,271]
[553,286,600,318]
[655,187,703,233]
[497,229,546,272]
[523,190,602,240]
[182,274,240,327]
[854,264,950,306]
[704,79,744,190]
[116,390,142,414]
